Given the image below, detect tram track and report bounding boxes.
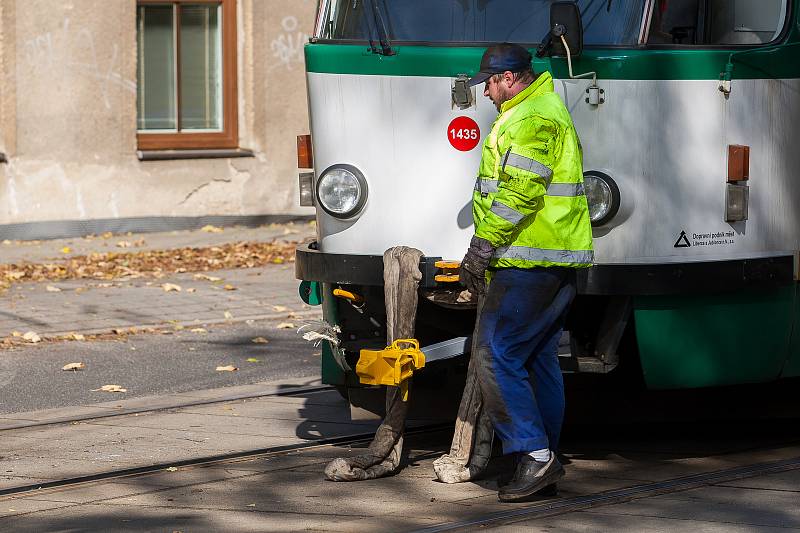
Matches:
[4,383,799,529]
[415,455,800,532]
[0,420,452,500]
[1,411,799,530]
[0,384,335,432]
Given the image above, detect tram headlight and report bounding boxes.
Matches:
[583,171,620,227]
[316,164,368,219]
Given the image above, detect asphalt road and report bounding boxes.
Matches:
[0,322,321,414]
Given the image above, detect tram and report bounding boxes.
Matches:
[295,0,800,403]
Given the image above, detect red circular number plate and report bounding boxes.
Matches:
[447,117,481,152]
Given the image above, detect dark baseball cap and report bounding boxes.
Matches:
[467,43,533,87]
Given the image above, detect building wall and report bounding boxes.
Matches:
[0,0,316,229]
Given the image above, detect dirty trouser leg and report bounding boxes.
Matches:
[475,267,576,455]
[433,294,495,483]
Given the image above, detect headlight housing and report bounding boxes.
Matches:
[316,164,368,219]
[583,171,620,227]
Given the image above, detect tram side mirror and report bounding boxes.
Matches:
[550,1,583,58]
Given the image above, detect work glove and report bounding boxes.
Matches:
[459,236,495,296]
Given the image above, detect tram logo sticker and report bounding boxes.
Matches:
[674,231,691,248]
[447,117,481,152]
[674,229,737,248]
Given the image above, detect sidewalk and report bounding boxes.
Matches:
[0,223,319,342]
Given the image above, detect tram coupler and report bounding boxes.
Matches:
[356,339,426,401]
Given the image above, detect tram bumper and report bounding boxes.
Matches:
[296,241,798,392]
[295,241,443,288]
[296,241,794,295]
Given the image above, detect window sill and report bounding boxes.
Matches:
[137,148,255,161]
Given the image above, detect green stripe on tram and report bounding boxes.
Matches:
[305,42,800,80]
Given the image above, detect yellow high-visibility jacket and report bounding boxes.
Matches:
[473,71,594,269]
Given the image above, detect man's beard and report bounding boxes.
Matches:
[492,85,512,112]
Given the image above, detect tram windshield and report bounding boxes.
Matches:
[317,0,646,46]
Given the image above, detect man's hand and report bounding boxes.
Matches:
[460,236,495,296]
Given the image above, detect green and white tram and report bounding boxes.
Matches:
[295,0,800,402]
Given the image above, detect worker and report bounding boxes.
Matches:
[459,43,594,502]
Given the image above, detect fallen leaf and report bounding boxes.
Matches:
[92,385,127,393]
[11,331,23,337]
[161,283,182,292]
[70,333,86,341]
[276,322,295,329]
[216,365,238,372]
[201,225,224,233]
[194,273,222,282]
[101,232,113,239]
[223,284,237,291]
[45,285,62,292]
[62,362,86,371]
[186,288,197,293]
[0,241,297,287]
[272,305,288,312]
[116,241,131,248]
[246,503,256,507]
[190,328,207,334]
[251,337,269,344]
[22,331,41,343]
[224,311,233,320]
[165,467,178,472]
[61,246,72,254]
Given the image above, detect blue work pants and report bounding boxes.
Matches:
[475,267,576,455]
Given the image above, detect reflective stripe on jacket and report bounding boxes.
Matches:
[473,71,594,269]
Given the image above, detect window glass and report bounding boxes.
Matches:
[180,4,223,131]
[137,5,176,130]
[648,0,787,45]
[322,0,645,46]
[708,0,786,44]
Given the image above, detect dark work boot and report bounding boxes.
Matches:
[498,454,565,503]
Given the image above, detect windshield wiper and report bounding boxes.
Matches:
[366,0,395,55]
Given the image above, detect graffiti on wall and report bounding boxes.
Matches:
[23,18,136,110]
[270,16,309,71]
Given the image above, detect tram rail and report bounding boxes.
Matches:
[416,455,800,532]
[0,420,452,500]
[0,384,335,432]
